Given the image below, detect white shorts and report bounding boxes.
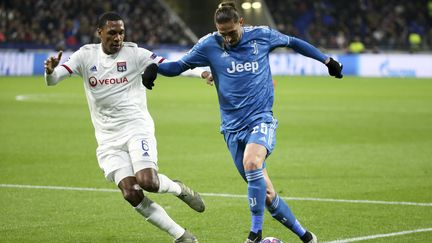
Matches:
[96,134,159,185]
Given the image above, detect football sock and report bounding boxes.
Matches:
[245,168,266,233]
[267,194,307,237]
[157,174,182,195]
[134,196,184,239]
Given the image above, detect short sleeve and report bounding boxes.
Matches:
[62,49,83,76]
[136,47,165,72]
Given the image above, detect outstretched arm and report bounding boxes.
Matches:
[159,61,213,85]
[288,37,328,63]
[158,61,188,76]
[142,61,214,90]
[288,37,343,78]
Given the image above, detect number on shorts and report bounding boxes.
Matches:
[251,123,268,135]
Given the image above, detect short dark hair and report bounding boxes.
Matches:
[97,12,123,28]
[214,1,240,24]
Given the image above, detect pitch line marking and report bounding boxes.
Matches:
[15,93,82,104]
[1,184,431,241]
[1,184,431,207]
[323,228,432,243]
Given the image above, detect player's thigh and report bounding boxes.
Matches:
[243,143,267,169]
[247,119,278,157]
[223,131,247,181]
[97,144,134,185]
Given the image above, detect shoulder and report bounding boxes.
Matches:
[120,42,151,56]
[120,42,140,53]
[244,25,286,42]
[122,42,139,48]
[187,33,219,53]
[68,44,98,62]
[197,33,218,45]
[79,43,99,52]
[120,42,155,61]
[121,42,153,55]
[244,25,271,35]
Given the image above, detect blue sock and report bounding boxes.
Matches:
[267,194,307,237]
[245,168,266,233]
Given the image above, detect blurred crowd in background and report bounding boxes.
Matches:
[268,0,432,53]
[0,0,192,50]
[0,0,431,53]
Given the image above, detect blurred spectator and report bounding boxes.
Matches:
[0,27,5,42]
[2,0,431,52]
[0,0,194,50]
[429,0,432,17]
[348,36,365,53]
[266,0,432,52]
[409,32,422,52]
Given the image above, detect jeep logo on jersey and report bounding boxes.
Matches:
[88,76,129,87]
[227,61,259,74]
[117,61,127,72]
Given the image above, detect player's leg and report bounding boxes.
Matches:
[243,142,267,243]
[242,120,279,242]
[115,169,195,242]
[224,130,262,242]
[263,170,317,243]
[224,123,273,242]
[129,135,205,212]
[98,143,196,242]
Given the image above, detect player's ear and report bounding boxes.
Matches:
[97,28,102,37]
[239,17,244,25]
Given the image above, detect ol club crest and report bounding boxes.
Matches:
[117,61,127,72]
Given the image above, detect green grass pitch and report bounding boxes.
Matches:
[0,75,431,242]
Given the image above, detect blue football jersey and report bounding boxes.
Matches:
[179,26,310,132]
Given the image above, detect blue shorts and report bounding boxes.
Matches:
[223,118,278,181]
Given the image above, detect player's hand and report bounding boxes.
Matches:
[326,57,343,79]
[44,51,63,75]
[201,71,214,86]
[142,63,158,90]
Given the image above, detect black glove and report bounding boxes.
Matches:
[142,63,159,90]
[326,57,343,79]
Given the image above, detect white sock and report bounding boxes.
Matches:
[158,174,181,195]
[134,197,185,239]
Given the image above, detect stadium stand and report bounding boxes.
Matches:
[265,0,432,52]
[0,0,431,53]
[0,0,194,50]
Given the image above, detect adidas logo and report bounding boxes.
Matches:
[221,51,229,57]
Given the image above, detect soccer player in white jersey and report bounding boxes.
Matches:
[43,12,212,243]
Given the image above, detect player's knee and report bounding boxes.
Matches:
[243,160,260,171]
[122,187,144,206]
[138,177,160,193]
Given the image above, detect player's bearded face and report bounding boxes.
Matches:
[217,19,243,46]
[99,20,125,54]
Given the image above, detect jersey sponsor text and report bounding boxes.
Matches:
[88,76,129,87]
[227,61,259,74]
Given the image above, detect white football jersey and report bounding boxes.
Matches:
[61,42,163,143]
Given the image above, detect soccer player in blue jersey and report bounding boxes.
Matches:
[142,2,342,243]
